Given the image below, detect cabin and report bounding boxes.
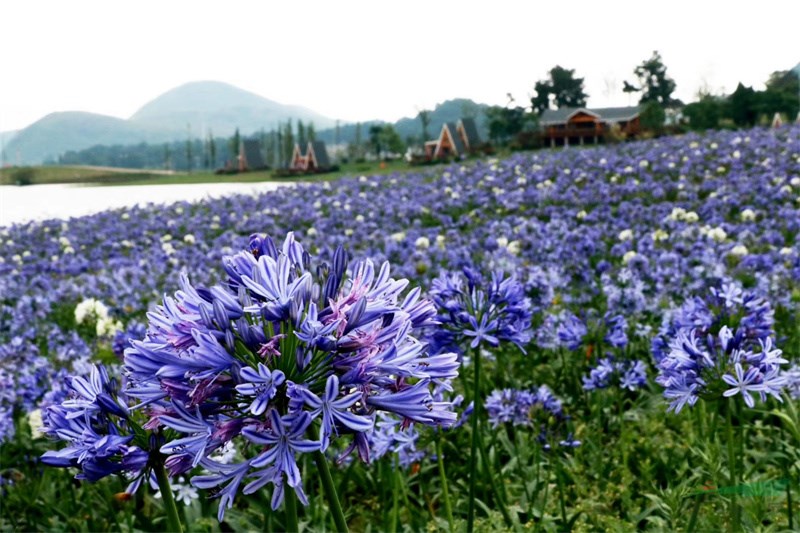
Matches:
[289,141,331,172]
[239,139,267,171]
[539,106,642,147]
[424,118,482,160]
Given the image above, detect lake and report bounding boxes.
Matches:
[0,182,293,227]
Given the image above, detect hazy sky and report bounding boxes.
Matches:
[1,0,798,132]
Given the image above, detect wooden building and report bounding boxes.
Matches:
[289,141,331,171]
[539,106,642,147]
[424,118,482,160]
[239,139,267,171]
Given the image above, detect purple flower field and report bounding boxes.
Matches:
[2,125,799,531]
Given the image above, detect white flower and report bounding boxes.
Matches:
[639,160,649,168]
[576,210,587,220]
[652,229,669,242]
[121,212,130,220]
[507,240,521,255]
[210,441,237,464]
[96,317,123,338]
[684,211,699,223]
[58,236,71,247]
[791,177,800,187]
[618,229,634,242]
[436,235,446,249]
[390,232,406,242]
[183,234,196,244]
[708,227,727,242]
[496,236,509,249]
[355,214,365,223]
[344,228,354,236]
[75,298,110,325]
[63,246,75,254]
[668,207,686,221]
[173,482,199,505]
[779,247,793,256]
[28,409,44,439]
[623,251,638,264]
[730,245,748,257]
[162,242,175,255]
[415,236,430,249]
[307,227,318,237]
[740,209,756,222]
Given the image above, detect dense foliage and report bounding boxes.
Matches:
[1,125,799,531]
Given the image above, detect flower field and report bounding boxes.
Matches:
[1,125,799,532]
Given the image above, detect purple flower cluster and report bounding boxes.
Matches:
[583,358,648,392]
[120,232,459,519]
[485,386,580,450]
[40,364,151,485]
[428,267,532,355]
[655,284,786,412]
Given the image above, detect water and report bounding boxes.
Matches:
[0,182,293,226]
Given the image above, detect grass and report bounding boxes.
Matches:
[0,159,433,187]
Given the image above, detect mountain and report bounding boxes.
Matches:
[4,81,338,164]
[130,81,337,135]
[1,112,180,165]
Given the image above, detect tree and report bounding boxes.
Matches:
[208,131,216,169]
[728,83,758,127]
[624,51,677,106]
[368,124,383,159]
[531,65,588,114]
[229,128,241,161]
[418,109,431,142]
[297,120,307,147]
[684,94,723,131]
[307,122,316,142]
[485,105,526,144]
[379,125,405,157]
[185,124,193,173]
[348,122,364,162]
[639,101,666,133]
[282,121,294,167]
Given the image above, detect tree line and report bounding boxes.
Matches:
[482,51,799,148]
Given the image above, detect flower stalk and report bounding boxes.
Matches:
[154,461,184,533]
[313,450,348,533]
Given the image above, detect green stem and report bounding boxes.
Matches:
[687,493,704,532]
[391,457,400,533]
[154,462,184,533]
[554,458,568,529]
[436,435,455,532]
[780,427,794,530]
[726,398,740,532]
[313,450,349,533]
[478,431,513,527]
[285,482,298,533]
[467,347,482,533]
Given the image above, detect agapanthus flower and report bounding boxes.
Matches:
[652,282,774,362]
[583,357,647,392]
[428,267,532,356]
[484,386,578,451]
[656,326,787,413]
[40,364,152,486]
[122,232,459,519]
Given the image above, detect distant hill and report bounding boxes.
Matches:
[3,81,338,164]
[130,81,337,135]
[1,112,180,165]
